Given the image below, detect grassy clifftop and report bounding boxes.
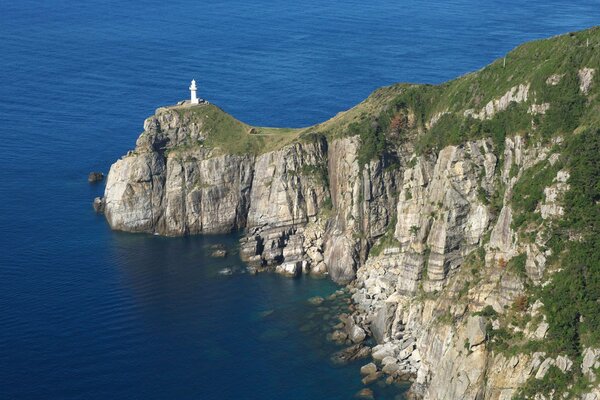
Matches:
[168,103,302,155]
[168,26,599,161]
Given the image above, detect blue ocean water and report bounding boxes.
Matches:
[0,1,598,399]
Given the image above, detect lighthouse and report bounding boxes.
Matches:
[189,79,199,104]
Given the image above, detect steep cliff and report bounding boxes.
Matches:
[99,27,600,399]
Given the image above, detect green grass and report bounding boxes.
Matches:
[369,214,399,257]
[169,103,303,155]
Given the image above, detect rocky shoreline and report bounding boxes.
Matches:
[304,288,413,400]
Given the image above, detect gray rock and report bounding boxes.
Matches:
[360,363,378,376]
[466,316,487,348]
[275,261,301,277]
[331,344,371,365]
[372,343,395,362]
[361,372,383,386]
[210,249,227,258]
[88,171,104,183]
[382,362,400,375]
[343,315,367,344]
[371,304,395,344]
[93,197,105,213]
[582,348,600,381]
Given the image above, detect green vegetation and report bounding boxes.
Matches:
[507,253,527,279]
[511,159,561,229]
[514,366,573,400]
[538,128,600,355]
[369,214,399,257]
[475,305,498,319]
[171,104,302,155]
[300,164,329,187]
[483,128,600,397]
[323,26,600,163]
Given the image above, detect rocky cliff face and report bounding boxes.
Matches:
[102,105,400,284]
[99,28,600,399]
[104,108,255,235]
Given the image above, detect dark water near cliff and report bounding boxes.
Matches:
[0,1,598,399]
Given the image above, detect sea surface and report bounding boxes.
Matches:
[0,1,598,399]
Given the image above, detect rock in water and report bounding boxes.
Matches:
[360,363,378,376]
[88,172,104,183]
[275,261,301,277]
[308,296,324,305]
[93,197,105,213]
[331,344,371,365]
[355,388,375,399]
[218,268,233,276]
[210,249,227,258]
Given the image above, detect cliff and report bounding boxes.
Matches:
[98,27,600,399]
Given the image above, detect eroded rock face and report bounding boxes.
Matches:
[102,107,400,283]
[464,83,530,120]
[104,151,167,233]
[345,132,596,399]
[104,149,254,235]
[239,138,330,271]
[578,67,596,94]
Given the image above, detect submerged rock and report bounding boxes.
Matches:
[361,371,383,385]
[210,249,227,258]
[88,171,104,183]
[308,296,324,306]
[218,267,233,276]
[355,388,374,399]
[331,344,371,365]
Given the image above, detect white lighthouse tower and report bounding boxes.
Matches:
[189,79,199,104]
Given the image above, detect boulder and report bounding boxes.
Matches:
[331,344,371,365]
[275,261,301,277]
[361,372,383,385]
[343,315,367,344]
[360,363,378,376]
[88,171,104,183]
[372,343,395,362]
[371,304,395,344]
[93,197,105,213]
[210,249,227,258]
[355,388,374,399]
[308,296,324,306]
[382,362,400,375]
[330,330,348,344]
[466,316,487,348]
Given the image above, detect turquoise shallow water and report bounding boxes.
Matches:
[0,1,598,399]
